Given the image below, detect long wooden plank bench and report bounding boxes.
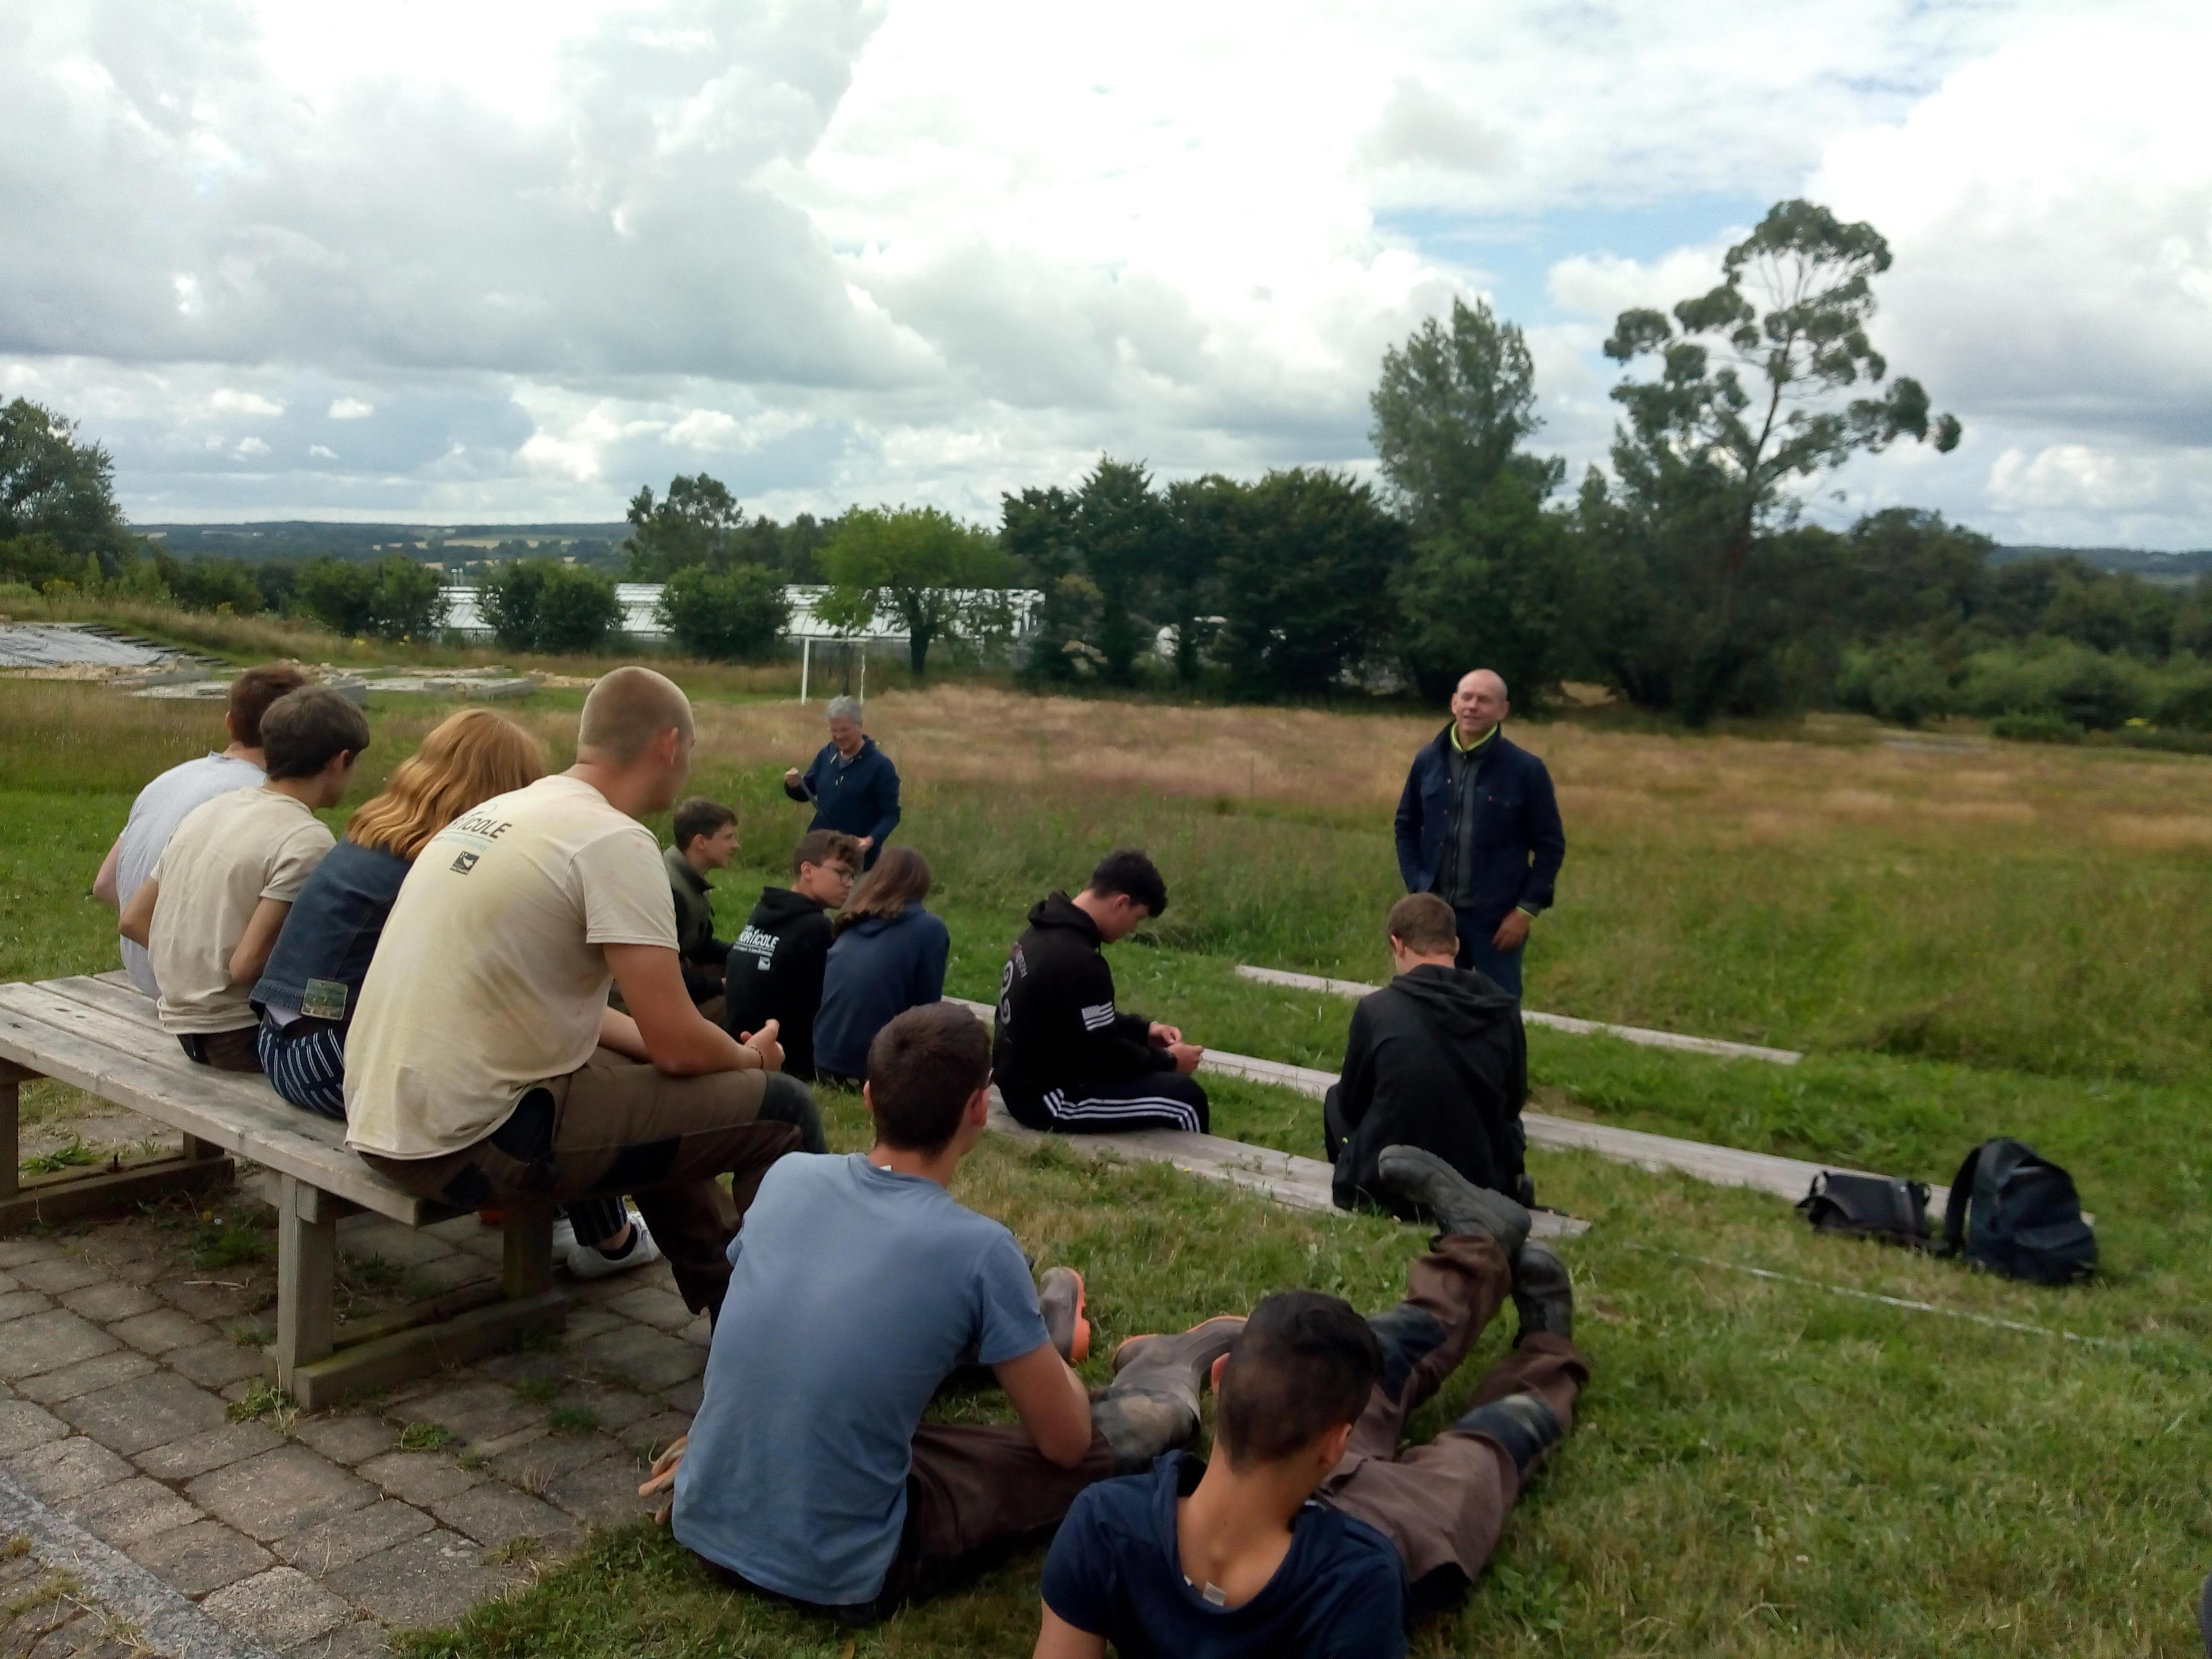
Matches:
[0,973,562,1411]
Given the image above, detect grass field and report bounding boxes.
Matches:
[4,654,2210,1656]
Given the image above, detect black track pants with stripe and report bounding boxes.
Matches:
[1002,1073,1210,1135]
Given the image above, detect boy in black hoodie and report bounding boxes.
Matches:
[723,830,862,1082]
[993,849,1210,1134]
[1325,893,1529,1214]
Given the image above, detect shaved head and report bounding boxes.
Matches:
[578,666,693,765]
[1457,668,1508,701]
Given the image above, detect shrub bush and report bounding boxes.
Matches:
[479,559,622,655]
[655,564,790,661]
[2156,665,2212,732]
[1958,641,2155,731]
[1833,640,1958,727]
[296,556,448,641]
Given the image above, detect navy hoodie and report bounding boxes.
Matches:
[812,906,951,1080]
[723,886,835,1081]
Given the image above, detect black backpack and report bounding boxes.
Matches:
[1796,1171,1932,1249]
[1940,1138,2096,1285]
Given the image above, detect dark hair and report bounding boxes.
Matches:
[835,845,932,937]
[259,686,372,781]
[793,828,862,876]
[1214,1291,1381,1469]
[1085,848,1167,918]
[866,1003,990,1152]
[226,664,309,749]
[1386,893,1458,956]
[673,797,736,850]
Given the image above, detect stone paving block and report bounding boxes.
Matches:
[396,1381,538,1445]
[448,1227,505,1265]
[401,1254,497,1294]
[3,1433,135,1500]
[337,1220,456,1268]
[202,1565,353,1649]
[0,1289,53,1324]
[106,1308,214,1356]
[472,1350,567,1388]
[53,1283,161,1322]
[58,1369,229,1455]
[619,1409,694,1456]
[489,1432,606,1494]
[135,1419,284,1482]
[283,1619,392,1659]
[559,1307,624,1342]
[292,1414,398,1467]
[9,1257,106,1295]
[604,1286,691,1330]
[575,1325,705,1393]
[12,1350,156,1405]
[568,1380,651,1433]
[62,1474,204,1546]
[429,1483,577,1554]
[0,1311,120,1380]
[126,1517,274,1598]
[0,1238,63,1269]
[356,1451,483,1507]
[324,1529,520,1629]
[0,1267,14,1293]
[273,1498,435,1576]
[0,1398,70,1456]
[166,1338,272,1389]
[153,1278,266,1323]
[188,1445,380,1542]
[542,1454,651,1527]
[661,1378,705,1414]
[678,1314,711,1348]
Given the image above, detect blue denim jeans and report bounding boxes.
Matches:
[1453,914,1524,999]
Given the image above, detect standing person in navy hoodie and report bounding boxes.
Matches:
[1392,669,1564,999]
[812,847,950,1086]
[783,695,900,872]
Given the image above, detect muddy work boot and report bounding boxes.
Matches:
[1095,1316,1246,1471]
[1038,1267,1092,1364]
[1452,1390,1563,1479]
[1510,1241,1573,1344]
[1375,1145,1531,1257]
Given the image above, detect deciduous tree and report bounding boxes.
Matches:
[817,506,1013,677]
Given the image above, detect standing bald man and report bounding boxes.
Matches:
[1392,669,1564,998]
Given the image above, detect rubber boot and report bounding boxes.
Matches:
[1510,1241,1573,1344]
[1451,1390,1563,1479]
[1375,1145,1531,1256]
[1095,1316,1245,1472]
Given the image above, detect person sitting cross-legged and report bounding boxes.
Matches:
[342,667,825,1325]
[1033,1151,1588,1659]
[1325,892,1531,1217]
[644,1002,1244,1624]
[993,849,1210,1135]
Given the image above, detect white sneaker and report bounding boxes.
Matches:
[563,1211,664,1280]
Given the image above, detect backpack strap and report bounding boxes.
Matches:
[1941,1142,1985,1255]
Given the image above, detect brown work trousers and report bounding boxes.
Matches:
[178,1026,262,1074]
[1321,1233,1589,1598]
[361,1047,807,1317]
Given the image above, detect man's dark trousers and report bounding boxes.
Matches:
[1455,925,1522,999]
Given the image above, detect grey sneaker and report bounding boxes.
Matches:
[1375,1146,1532,1256]
[1511,1241,1573,1343]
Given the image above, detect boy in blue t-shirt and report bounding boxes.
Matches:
[645,1001,1245,1623]
[1034,1146,1590,1658]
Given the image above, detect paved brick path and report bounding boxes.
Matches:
[1,1202,704,1657]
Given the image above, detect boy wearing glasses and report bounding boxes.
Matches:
[724,828,864,1082]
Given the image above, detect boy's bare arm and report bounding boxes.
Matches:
[994,1341,1093,1469]
[118,876,158,947]
[229,896,292,986]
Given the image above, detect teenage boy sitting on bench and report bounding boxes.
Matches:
[1033,1149,1588,1658]
[647,1002,1245,1624]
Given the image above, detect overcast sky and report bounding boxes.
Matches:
[4,1,2207,547]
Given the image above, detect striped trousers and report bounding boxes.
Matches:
[1000,1073,1210,1135]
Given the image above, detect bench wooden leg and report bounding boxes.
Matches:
[274,1174,338,1382]
[502,1195,557,1298]
[0,1059,234,1233]
[0,1062,22,1203]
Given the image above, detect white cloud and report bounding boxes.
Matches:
[308,443,337,459]
[234,435,269,457]
[0,0,2201,542]
[211,388,282,416]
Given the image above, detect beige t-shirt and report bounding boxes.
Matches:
[343,773,681,1159]
[147,787,335,1034]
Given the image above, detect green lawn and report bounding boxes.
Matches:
[5,669,2210,1657]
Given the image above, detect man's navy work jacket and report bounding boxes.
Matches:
[1393,726,1565,927]
[785,736,901,864]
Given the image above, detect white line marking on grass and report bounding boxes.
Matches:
[1235,965,1805,1066]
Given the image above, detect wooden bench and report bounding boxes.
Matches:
[0,974,563,1411]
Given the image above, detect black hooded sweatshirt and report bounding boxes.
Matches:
[993,892,1173,1105]
[1327,962,1527,1211]
[722,886,834,1081]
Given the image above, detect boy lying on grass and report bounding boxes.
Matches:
[642,1001,1244,1624]
[1032,1148,1588,1659]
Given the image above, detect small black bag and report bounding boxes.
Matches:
[1941,1137,2096,1285]
[1797,1170,1932,1248]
